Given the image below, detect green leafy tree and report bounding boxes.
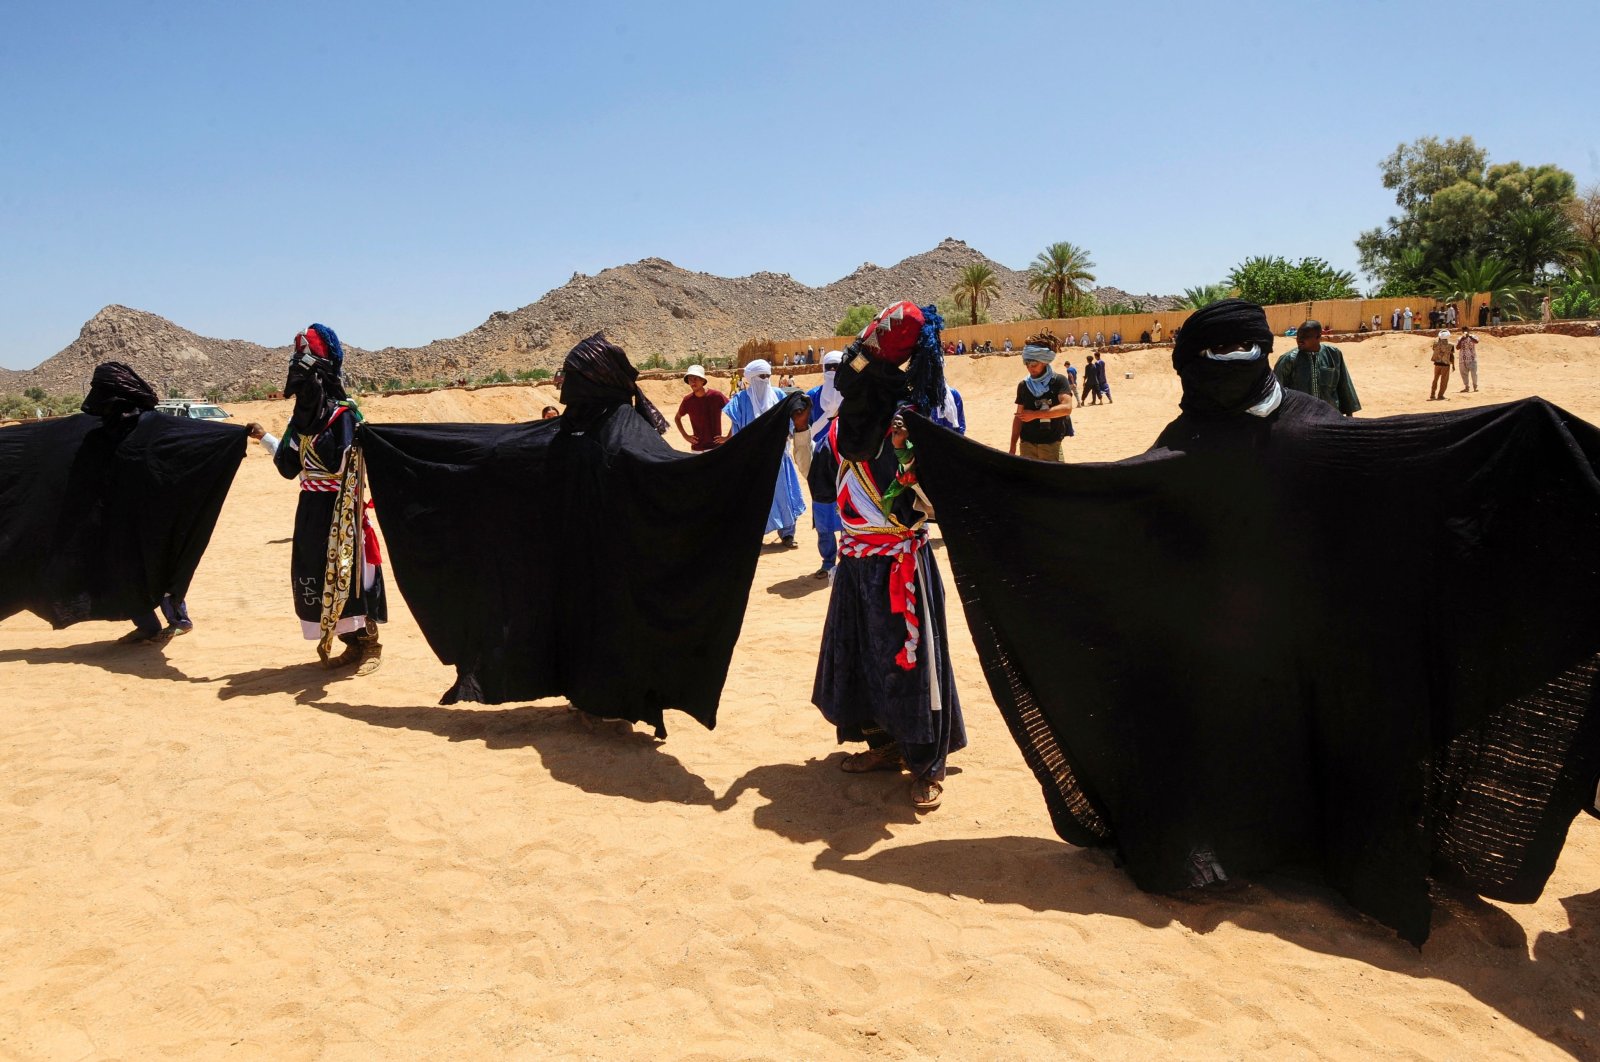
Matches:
[835,303,879,336]
[1551,248,1600,319]
[936,295,986,325]
[1357,136,1577,289]
[1096,297,1148,315]
[1551,283,1599,320]
[1025,242,1096,319]
[950,263,1001,326]
[1179,282,1234,309]
[1226,256,1359,304]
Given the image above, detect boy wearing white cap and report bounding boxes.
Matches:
[674,365,728,452]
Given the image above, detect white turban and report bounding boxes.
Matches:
[816,350,845,426]
[743,359,778,412]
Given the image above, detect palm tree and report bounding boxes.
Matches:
[1427,255,1525,321]
[951,263,1001,326]
[1495,205,1581,284]
[1179,282,1233,309]
[1026,242,1097,319]
[1565,247,1600,291]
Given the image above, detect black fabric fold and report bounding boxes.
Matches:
[0,413,247,628]
[360,393,805,735]
[908,397,1600,944]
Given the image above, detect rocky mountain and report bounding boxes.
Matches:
[7,240,1181,399]
[15,306,300,400]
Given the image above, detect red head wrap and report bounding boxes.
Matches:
[857,301,925,367]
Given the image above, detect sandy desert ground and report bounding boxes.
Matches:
[2,331,1598,1060]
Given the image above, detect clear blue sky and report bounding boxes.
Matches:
[3,0,1595,369]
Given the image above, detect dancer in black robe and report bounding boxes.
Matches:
[0,362,245,639]
[909,299,1600,944]
[273,324,387,673]
[813,302,966,811]
[360,333,806,736]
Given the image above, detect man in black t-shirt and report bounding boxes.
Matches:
[1009,345,1075,462]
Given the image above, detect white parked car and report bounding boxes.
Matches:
[155,399,232,420]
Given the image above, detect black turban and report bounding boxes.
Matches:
[81,362,158,437]
[559,332,669,434]
[1171,298,1274,371]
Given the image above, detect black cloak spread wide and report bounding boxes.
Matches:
[360,394,804,735]
[0,413,247,628]
[909,397,1600,944]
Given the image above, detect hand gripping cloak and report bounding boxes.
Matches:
[908,397,1600,944]
[359,394,806,735]
[0,414,247,627]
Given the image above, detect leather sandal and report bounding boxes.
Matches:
[911,778,943,811]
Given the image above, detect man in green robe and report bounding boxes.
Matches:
[1272,320,1361,416]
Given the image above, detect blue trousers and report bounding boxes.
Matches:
[818,529,838,570]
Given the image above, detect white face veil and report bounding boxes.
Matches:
[817,351,845,424]
[743,359,777,412]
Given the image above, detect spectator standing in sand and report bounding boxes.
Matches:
[724,359,806,546]
[1010,344,1075,462]
[1095,350,1115,404]
[674,366,727,452]
[1372,314,1382,332]
[1064,359,1079,401]
[1271,320,1360,417]
[1541,294,1553,324]
[1445,303,1458,326]
[1391,308,1402,330]
[1080,353,1101,405]
[1478,302,1490,327]
[1153,319,1163,343]
[1403,306,1415,331]
[804,351,845,580]
[1428,330,1456,400]
[1456,329,1480,392]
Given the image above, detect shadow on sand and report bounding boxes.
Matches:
[310,700,717,807]
[715,755,926,856]
[0,640,193,682]
[209,661,351,704]
[765,574,831,600]
[815,835,1598,1058]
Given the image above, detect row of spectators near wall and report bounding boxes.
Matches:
[780,322,1175,366]
[1358,303,1513,334]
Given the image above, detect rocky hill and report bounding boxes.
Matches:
[7,239,1181,399]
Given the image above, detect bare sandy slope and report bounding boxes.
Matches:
[3,334,1597,1060]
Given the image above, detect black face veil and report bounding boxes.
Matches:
[1171,299,1277,417]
